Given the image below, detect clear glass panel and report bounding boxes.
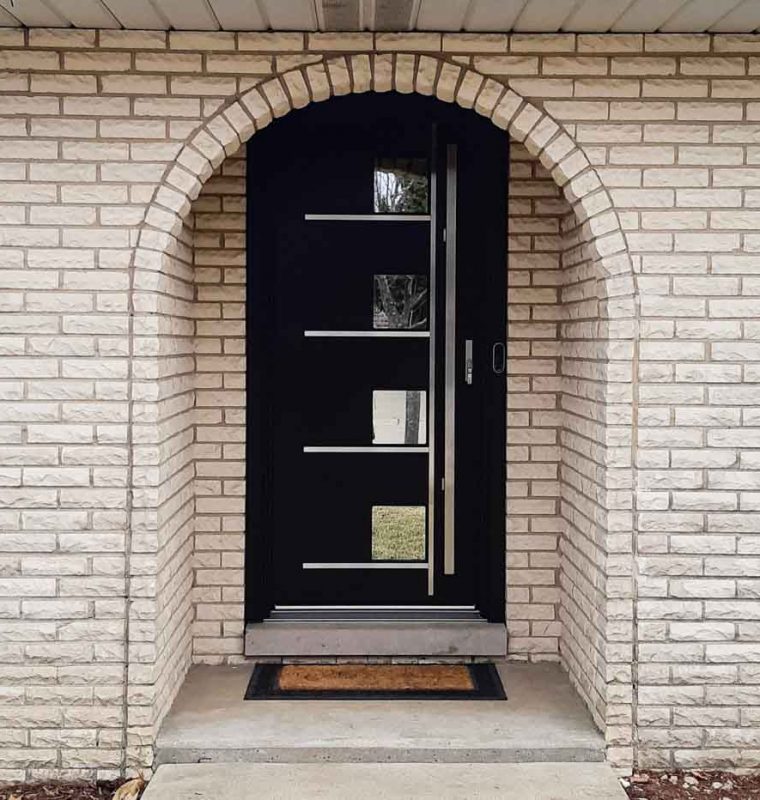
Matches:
[372,390,427,445]
[373,274,428,330]
[373,158,429,214]
[372,506,426,561]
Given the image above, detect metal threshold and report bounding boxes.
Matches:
[267,608,485,623]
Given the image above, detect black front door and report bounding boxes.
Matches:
[247,94,507,622]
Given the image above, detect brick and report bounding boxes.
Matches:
[474,56,538,75]
[543,56,607,75]
[237,33,304,52]
[611,57,675,76]
[64,52,132,72]
[444,34,507,53]
[645,34,710,53]
[678,102,743,121]
[0,51,60,70]
[99,30,167,49]
[205,54,272,74]
[511,34,575,53]
[308,33,373,51]
[682,57,747,75]
[169,32,235,51]
[375,33,441,52]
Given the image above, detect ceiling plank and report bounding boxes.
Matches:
[709,0,760,32]
[323,0,361,31]
[210,0,267,30]
[152,0,219,29]
[514,0,579,31]
[0,4,21,24]
[0,0,68,26]
[417,0,469,31]
[563,0,634,32]
[47,0,120,28]
[613,0,693,31]
[466,0,527,31]
[373,0,414,30]
[101,0,168,28]
[660,0,744,31]
[259,0,317,30]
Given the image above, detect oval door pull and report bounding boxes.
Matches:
[492,342,506,375]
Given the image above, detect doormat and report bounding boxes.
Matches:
[244,663,506,700]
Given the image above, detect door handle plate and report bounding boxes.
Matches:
[465,339,473,385]
[492,342,505,375]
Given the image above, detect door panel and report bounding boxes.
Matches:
[246,94,507,620]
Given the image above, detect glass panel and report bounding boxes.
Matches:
[372,506,426,561]
[372,390,427,445]
[373,274,428,330]
[373,157,429,214]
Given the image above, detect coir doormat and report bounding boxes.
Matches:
[244,663,506,700]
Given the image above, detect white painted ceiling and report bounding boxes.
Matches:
[1,0,760,32]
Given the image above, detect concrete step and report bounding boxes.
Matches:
[142,763,628,800]
[156,663,605,766]
[156,664,604,764]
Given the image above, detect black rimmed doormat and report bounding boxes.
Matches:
[244,663,506,700]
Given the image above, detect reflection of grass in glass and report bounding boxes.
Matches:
[372,506,425,561]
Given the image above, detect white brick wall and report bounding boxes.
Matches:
[507,143,565,660]
[192,149,246,662]
[3,27,760,777]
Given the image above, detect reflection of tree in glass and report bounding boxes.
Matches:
[374,158,428,214]
[405,390,421,445]
[373,275,428,330]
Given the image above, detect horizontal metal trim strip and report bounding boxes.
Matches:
[304,214,431,222]
[303,446,428,453]
[304,330,430,338]
[274,605,475,614]
[302,562,429,570]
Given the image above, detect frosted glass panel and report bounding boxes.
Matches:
[372,390,427,445]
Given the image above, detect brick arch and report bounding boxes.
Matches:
[134,53,634,301]
[127,52,637,770]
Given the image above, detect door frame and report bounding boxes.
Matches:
[244,93,506,625]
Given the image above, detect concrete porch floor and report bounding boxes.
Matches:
[156,662,605,765]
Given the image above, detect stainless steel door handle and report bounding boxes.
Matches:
[465,339,473,385]
[492,342,505,375]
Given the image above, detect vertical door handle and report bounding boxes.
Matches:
[492,342,506,375]
[443,144,457,576]
[465,339,473,385]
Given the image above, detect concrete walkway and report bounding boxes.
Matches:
[142,762,628,799]
[157,662,604,764]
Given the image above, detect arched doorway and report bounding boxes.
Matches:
[245,93,507,653]
[128,54,637,768]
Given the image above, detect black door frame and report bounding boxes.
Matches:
[244,93,507,624]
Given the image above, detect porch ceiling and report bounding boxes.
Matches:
[1,0,759,33]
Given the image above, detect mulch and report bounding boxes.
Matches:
[623,771,760,799]
[0,782,126,800]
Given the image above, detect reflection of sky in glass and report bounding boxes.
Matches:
[372,390,427,445]
[374,159,428,213]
